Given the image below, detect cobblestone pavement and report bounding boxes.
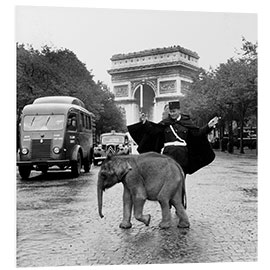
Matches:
[16,150,257,267]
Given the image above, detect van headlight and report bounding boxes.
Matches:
[21,148,29,155]
[53,147,60,154]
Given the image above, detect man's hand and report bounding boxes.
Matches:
[208,116,220,128]
[139,112,147,124]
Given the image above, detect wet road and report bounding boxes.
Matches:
[16,150,257,267]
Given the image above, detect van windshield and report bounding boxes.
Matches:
[23,115,65,131]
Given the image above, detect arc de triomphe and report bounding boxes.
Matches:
[108,45,199,125]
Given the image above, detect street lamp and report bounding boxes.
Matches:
[140,80,146,111]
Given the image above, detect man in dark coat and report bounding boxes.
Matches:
[128,101,219,175]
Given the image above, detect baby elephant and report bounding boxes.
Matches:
[97,152,190,229]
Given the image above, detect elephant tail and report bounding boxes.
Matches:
[176,163,187,209]
[182,175,187,209]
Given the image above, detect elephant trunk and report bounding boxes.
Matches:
[97,179,104,218]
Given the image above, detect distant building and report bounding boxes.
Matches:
[108,45,199,125]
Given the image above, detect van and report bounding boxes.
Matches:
[17,96,95,179]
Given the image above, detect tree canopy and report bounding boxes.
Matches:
[181,38,257,153]
[17,44,126,136]
[183,38,257,124]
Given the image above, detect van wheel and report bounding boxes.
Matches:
[19,166,31,180]
[71,152,82,177]
[83,158,91,173]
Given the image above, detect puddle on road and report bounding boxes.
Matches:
[118,222,202,262]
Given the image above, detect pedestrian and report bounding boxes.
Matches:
[128,100,219,175]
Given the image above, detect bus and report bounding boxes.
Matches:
[17,96,95,179]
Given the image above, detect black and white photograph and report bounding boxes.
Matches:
[3,0,268,269]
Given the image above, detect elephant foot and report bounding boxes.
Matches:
[178,220,190,228]
[134,214,151,226]
[159,220,171,229]
[119,221,132,229]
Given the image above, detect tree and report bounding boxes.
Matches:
[94,82,126,137]
[182,68,221,125]
[17,44,48,110]
[17,44,126,137]
[215,57,257,153]
[182,38,257,154]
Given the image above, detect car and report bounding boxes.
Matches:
[93,131,131,165]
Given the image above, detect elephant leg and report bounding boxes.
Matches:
[133,195,151,226]
[119,187,133,229]
[156,182,175,229]
[171,189,190,228]
[158,198,172,229]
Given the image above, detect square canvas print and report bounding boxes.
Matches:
[16,5,257,268]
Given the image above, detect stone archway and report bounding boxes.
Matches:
[108,45,199,125]
[134,83,155,121]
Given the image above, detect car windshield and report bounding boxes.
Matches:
[101,135,125,144]
[23,114,65,131]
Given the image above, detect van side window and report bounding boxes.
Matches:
[67,115,77,131]
[80,112,84,128]
[84,114,86,128]
[83,114,86,129]
[89,116,92,129]
[86,115,90,130]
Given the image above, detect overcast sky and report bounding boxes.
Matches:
[16,6,257,88]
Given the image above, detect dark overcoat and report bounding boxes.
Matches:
[127,115,215,174]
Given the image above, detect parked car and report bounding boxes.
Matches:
[93,131,131,165]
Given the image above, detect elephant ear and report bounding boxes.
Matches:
[115,159,132,182]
